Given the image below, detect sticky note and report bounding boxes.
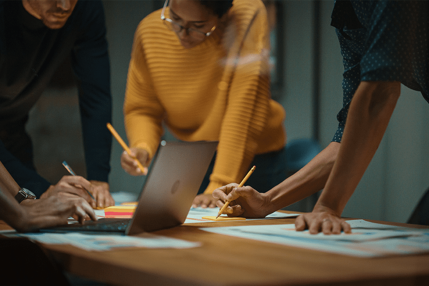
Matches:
[202,216,246,221]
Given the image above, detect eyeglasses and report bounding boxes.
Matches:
[160,0,216,40]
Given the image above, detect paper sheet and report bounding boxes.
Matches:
[200,219,429,257]
[184,207,299,224]
[4,232,200,251]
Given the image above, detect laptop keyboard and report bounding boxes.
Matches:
[75,218,131,232]
[42,218,132,233]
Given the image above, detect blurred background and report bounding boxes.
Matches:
[26,0,429,223]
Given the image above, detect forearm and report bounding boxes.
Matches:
[0,162,20,196]
[0,187,26,231]
[316,81,401,215]
[264,142,340,213]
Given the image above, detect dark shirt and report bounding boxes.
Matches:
[331,0,429,142]
[0,0,112,197]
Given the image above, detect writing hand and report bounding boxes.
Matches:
[40,175,96,208]
[213,183,270,218]
[120,147,148,176]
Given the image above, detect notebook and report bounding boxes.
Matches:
[40,140,218,235]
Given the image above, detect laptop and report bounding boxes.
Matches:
[40,140,218,235]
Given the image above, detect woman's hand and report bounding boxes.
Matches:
[120,147,149,176]
[295,205,351,235]
[212,183,271,218]
[192,193,217,208]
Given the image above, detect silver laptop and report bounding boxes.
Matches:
[40,140,217,235]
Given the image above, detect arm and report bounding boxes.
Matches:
[206,3,274,193]
[0,163,97,232]
[123,21,165,173]
[296,81,401,234]
[71,1,113,207]
[213,142,339,217]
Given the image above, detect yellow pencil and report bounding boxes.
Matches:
[106,123,148,175]
[216,165,256,219]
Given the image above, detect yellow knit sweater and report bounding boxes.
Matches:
[124,0,286,193]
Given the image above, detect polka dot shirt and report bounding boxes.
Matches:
[332,0,429,142]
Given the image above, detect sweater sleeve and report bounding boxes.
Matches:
[123,23,165,160]
[206,3,272,193]
[71,0,112,182]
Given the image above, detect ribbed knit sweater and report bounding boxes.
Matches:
[124,0,286,193]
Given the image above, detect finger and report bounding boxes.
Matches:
[295,215,307,231]
[80,201,97,221]
[74,206,87,224]
[201,196,211,208]
[332,221,343,234]
[308,218,323,234]
[192,196,202,208]
[208,198,217,208]
[227,204,244,216]
[322,219,333,235]
[95,190,105,208]
[341,221,352,233]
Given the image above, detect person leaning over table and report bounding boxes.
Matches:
[0,0,114,208]
[213,0,429,234]
[0,161,97,232]
[121,0,287,208]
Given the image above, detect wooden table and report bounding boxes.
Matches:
[1,215,429,286]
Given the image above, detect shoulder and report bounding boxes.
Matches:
[230,0,265,19]
[134,9,169,44]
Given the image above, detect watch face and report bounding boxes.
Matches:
[21,188,36,198]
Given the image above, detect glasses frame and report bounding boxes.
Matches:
[160,0,216,38]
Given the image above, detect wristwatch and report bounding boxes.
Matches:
[15,188,37,203]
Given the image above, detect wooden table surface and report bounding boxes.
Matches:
[1,216,429,286]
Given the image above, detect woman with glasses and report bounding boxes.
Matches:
[121,0,287,208]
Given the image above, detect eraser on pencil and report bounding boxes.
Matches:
[202,216,246,221]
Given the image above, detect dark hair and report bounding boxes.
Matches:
[199,1,233,18]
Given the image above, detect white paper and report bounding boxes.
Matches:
[200,220,429,257]
[184,207,299,224]
[4,232,200,251]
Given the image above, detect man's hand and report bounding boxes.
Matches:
[18,196,97,232]
[40,176,96,208]
[121,147,149,176]
[192,193,217,208]
[295,205,351,235]
[90,180,114,209]
[212,183,271,218]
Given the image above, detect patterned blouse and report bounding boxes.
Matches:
[331,0,429,142]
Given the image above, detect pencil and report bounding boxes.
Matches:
[106,123,148,175]
[216,165,256,219]
[62,161,95,200]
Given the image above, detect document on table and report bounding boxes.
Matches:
[184,207,300,224]
[3,232,201,251]
[201,219,429,257]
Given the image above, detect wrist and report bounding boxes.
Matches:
[40,185,55,199]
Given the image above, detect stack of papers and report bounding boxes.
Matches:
[4,232,200,251]
[201,220,429,257]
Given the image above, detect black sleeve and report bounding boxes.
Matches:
[71,0,112,183]
[0,140,50,198]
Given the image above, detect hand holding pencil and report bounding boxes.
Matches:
[216,166,256,218]
[107,123,149,176]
